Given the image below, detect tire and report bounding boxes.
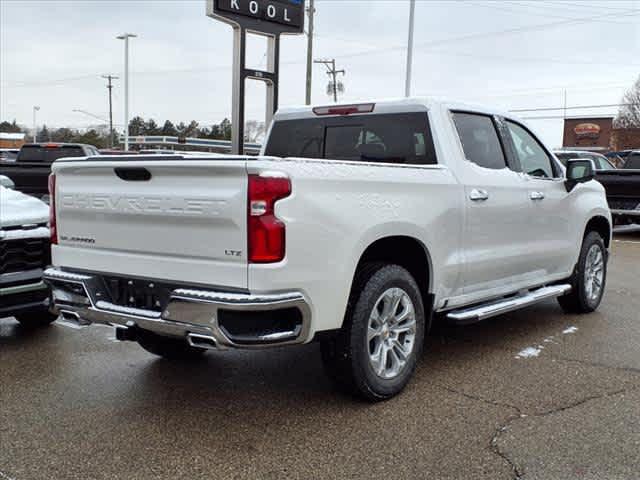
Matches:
[137,330,206,361]
[558,231,607,314]
[321,263,426,402]
[15,310,58,328]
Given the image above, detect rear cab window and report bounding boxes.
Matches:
[265,112,437,165]
[17,145,86,163]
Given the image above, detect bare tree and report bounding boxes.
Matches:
[615,75,640,128]
[244,120,266,143]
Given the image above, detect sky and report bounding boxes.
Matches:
[1,0,639,147]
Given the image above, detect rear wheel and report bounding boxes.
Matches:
[137,330,206,361]
[321,264,426,402]
[558,231,607,313]
[15,310,58,328]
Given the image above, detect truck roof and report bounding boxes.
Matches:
[274,97,518,122]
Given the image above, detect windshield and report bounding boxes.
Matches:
[555,152,615,170]
[623,153,640,169]
[17,145,85,162]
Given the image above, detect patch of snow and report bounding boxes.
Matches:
[562,326,578,334]
[515,346,543,359]
[0,226,49,241]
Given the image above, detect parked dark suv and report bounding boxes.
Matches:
[0,143,99,200]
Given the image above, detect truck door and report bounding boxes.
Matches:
[451,112,533,295]
[502,120,574,277]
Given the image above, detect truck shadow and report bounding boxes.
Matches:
[129,298,588,408]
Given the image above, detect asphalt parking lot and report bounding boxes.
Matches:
[1,229,639,480]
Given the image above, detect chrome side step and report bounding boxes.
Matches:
[447,284,571,325]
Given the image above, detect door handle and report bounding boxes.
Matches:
[469,189,489,201]
[530,191,545,201]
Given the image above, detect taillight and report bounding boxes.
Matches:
[312,103,375,116]
[248,174,291,263]
[48,174,57,245]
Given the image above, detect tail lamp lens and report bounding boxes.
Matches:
[248,174,291,263]
[48,173,57,244]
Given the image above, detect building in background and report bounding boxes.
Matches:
[0,132,25,148]
[562,117,640,152]
[562,117,613,152]
[611,127,640,151]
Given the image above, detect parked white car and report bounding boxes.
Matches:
[44,98,611,400]
[0,175,55,327]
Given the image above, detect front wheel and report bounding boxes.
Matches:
[321,264,426,402]
[558,231,607,313]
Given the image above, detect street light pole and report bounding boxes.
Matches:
[117,33,137,151]
[32,106,40,143]
[405,0,416,97]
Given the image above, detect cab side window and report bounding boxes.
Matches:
[452,112,507,170]
[506,121,555,178]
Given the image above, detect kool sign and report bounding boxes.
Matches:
[209,0,304,34]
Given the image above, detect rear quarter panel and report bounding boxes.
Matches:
[247,158,463,336]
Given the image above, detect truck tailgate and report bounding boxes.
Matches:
[52,159,249,290]
[596,170,640,210]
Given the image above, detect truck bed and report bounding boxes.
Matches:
[596,169,640,217]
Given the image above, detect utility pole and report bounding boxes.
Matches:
[305,0,315,105]
[102,74,119,148]
[314,59,345,103]
[405,0,416,97]
[117,33,137,151]
[32,106,40,143]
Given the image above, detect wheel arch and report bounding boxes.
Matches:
[584,215,611,248]
[350,235,433,315]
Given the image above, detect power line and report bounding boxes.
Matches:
[5,6,638,89]
[511,103,632,113]
[521,114,618,120]
[471,0,633,24]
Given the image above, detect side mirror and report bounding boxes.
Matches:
[0,175,15,189]
[565,159,595,192]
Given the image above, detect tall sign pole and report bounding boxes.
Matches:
[207,0,305,155]
[405,0,416,97]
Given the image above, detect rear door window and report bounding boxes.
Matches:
[265,112,437,165]
[452,112,507,170]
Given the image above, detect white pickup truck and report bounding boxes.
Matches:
[44,98,611,400]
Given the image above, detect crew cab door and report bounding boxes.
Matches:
[451,112,532,296]
[501,120,574,277]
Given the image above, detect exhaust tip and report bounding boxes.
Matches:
[60,310,91,326]
[187,333,218,350]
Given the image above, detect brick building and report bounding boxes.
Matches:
[563,116,640,152]
[611,127,640,151]
[0,132,25,149]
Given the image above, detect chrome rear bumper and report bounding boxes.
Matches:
[44,268,311,349]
